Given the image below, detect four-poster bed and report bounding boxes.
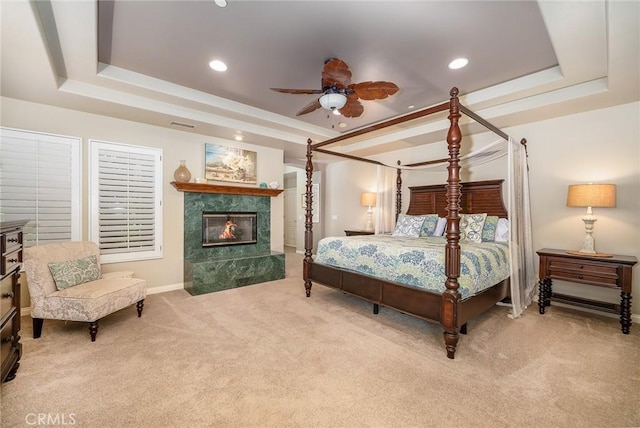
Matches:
[303,87,533,359]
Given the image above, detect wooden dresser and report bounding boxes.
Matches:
[1,220,28,382]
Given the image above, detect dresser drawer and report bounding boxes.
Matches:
[0,317,15,363]
[547,258,619,287]
[1,249,22,277]
[0,275,15,321]
[1,231,22,255]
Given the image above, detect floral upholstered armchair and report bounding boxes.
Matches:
[23,241,147,341]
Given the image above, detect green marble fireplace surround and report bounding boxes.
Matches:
[183,191,285,295]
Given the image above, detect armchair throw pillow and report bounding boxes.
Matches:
[48,255,102,290]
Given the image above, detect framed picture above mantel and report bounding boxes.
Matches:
[205,143,257,184]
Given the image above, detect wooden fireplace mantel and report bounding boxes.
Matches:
[171,181,283,197]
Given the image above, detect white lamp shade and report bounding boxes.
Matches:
[360,192,377,206]
[567,184,616,208]
[319,93,347,110]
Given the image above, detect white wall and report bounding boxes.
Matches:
[1,97,285,306]
[324,161,379,237]
[319,101,640,315]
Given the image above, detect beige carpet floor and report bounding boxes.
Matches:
[2,251,639,427]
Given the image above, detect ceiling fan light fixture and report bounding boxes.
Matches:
[319,93,347,111]
[448,57,469,70]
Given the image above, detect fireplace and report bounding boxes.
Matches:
[181,191,284,295]
[202,212,257,247]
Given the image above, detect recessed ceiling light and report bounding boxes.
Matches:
[214,0,227,7]
[448,58,469,70]
[408,105,415,109]
[338,122,347,128]
[209,59,227,72]
[233,133,243,141]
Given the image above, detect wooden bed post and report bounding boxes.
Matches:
[396,160,402,222]
[443,87,462,359]
[303,138,314,297]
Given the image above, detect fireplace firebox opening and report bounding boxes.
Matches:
[202,212,258,247]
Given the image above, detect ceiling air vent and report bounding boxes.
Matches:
[170,121,196,129]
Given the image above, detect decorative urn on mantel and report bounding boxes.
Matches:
[173,160,192,183]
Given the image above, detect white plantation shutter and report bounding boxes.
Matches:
[89,140,162,263]
[0,128,81,247]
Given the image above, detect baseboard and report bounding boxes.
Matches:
[146,282,184,295]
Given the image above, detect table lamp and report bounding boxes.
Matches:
[360,192,377,232]
[566,183,616,256]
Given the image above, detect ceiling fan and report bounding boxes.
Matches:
[270,58,399,118]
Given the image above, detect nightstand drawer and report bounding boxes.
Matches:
[548,258,619,286]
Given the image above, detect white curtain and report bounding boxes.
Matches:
[375,165,396,234]
[507,137,537,318]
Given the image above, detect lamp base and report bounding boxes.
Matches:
[364,210,374,232]
[565,250,613,258]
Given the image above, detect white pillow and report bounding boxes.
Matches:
[392,214,426,237]
[433,217,447,237]
[495,218,509,242]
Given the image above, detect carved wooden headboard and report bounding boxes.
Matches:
[406,179,508,218]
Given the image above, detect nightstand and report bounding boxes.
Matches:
[344,230,374,237]
[537,248,638,334]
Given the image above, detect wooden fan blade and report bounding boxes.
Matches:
[350,81,399,100]
[271,88,324,94]
[321,59,352,89]
[338,95,364,118]
[296,98,322,116]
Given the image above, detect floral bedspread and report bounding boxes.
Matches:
[314,235,510,299]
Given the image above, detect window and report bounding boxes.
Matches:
[89,140,163,263]
[0,127,81,247]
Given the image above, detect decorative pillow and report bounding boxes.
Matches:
[392,214,426,237]
[459,213,487,243]
[481,216,499,242]
[495,218,509,242]
[433,217,447,237]
[48,255,102,290]
[419,214,439,237]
